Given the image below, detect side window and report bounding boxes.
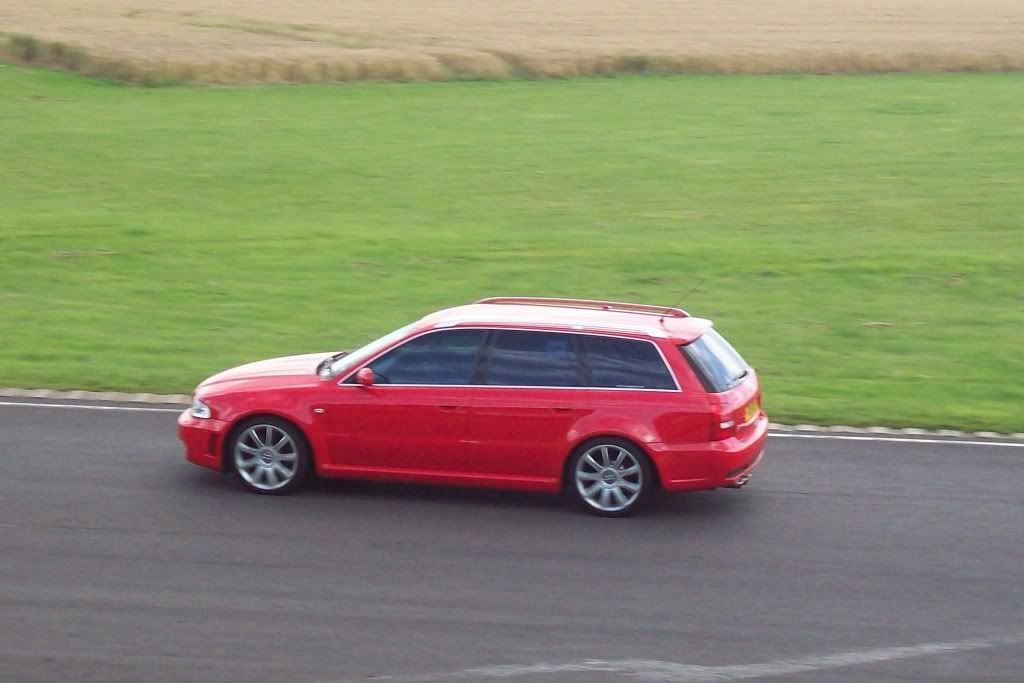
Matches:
[481,330,583,387]
[358,329,485,385]
[580,335,677,390]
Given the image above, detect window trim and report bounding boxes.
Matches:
[337,326,681,392]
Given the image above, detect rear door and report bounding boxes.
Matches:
[463,329,589,485]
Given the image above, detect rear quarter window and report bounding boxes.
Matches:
[680,329,749,393]
[579,335,677,390]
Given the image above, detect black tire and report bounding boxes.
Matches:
[567,437,655,517]
[227,416,312,495]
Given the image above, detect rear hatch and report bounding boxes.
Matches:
[678,328,763,441]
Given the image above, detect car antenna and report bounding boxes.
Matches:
[659,279,704,324]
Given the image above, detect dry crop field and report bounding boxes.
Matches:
[3,0,1024,82]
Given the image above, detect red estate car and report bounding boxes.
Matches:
[178,297,766,516]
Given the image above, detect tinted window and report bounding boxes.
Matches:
[481,330,582,387]
[360,329,485,385]
[680,329,749,393]
[580,335,677,390]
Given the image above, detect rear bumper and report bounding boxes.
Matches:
[177,410,229,471]
[648,415,768,492]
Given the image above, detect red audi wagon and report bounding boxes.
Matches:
[178,297,766,516]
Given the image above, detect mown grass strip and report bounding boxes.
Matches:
[1,67,1021,430]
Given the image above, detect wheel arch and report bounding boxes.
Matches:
[221,411,318,473]
[561,433,662,491]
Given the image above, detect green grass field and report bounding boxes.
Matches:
[1,66,1022,430]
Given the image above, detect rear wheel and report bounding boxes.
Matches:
[230,417,311,495]
[569,438,654,517]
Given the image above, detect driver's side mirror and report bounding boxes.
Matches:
[355,367,375,387]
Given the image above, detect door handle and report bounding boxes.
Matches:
[552,407,572,413]
[439,405,459,412]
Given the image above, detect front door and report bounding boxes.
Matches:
[319,328,485,478]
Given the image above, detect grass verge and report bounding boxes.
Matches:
[1,66,1021,430]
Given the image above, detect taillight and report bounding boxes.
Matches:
[711,415,738,441]
[711,396,763,440]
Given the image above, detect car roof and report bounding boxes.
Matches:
[418,298,713,344]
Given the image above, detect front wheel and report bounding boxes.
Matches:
[230,417,311,495]
[569,439,654,517]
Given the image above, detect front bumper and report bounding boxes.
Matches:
[177,410,229,471]
[648,415,768,492]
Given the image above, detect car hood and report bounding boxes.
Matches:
[198,352,334,391]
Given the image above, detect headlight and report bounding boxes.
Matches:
[191,398,212,419]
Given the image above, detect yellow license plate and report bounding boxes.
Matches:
[743,401,759,424]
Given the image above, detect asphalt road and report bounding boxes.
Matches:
[1,400,1023,682]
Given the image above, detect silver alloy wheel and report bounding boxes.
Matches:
[574,444,643,513]
[234,424,299,491]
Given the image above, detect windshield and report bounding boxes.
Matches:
[679,328,750,393]
[325,322,419,379]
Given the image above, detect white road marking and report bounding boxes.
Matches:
[0,400,1021,447]
[769,432,1024,448]
[345,631,1024,682]
[0,401,182,414]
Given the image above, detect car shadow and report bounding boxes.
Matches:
[308,476,570,512]
[174,462,755,520]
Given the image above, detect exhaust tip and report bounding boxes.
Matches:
[725,473,751,489]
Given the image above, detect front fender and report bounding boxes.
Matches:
[206,392,328,473]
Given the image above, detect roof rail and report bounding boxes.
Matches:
[476,297,688,318]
